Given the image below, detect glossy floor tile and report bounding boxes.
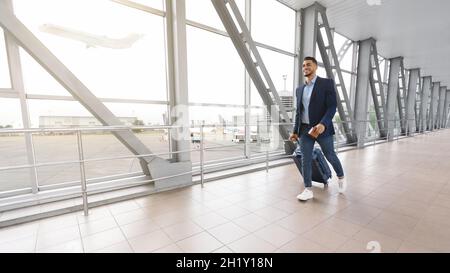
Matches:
[0,130,449,252]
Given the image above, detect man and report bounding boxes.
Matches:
[290,56,347,201]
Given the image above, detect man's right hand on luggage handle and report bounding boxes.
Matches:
[289,133,299,142]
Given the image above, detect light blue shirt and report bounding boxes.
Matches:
[301,75,317,124]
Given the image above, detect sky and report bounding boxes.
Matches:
[0,0,354,128]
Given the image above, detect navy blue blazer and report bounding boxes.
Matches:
[293,76,337,138]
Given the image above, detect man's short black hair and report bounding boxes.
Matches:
[304,56,318,65]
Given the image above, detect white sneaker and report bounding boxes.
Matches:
[297,188,314,201]
[338,177,347,193]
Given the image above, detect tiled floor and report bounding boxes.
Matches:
[1,130,450,253]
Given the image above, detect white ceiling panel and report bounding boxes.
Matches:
[278,0,450,88]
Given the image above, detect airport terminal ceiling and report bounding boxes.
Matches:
[278,0,450,88]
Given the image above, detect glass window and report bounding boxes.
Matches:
[0,98,23,128]
[249,106,285,154]
[26,99,88,187]
[27,99,95,128]
[27,100,169,184]
[83,103,170,180]
[36,163,81,188]
[189,105,245,164]
[379,58,388,82]
[251,0,295,52]
[189,105,244,125]
[83,143,138,180]
[317,66,327,78]
[339,42,354,72]
[105,102,168,126]
[333,32,347,54]
[340,71,352,92]
[186,0,245,31]
[187,25,245,104]
[28,99,94,186]
[20,48,69,96]
[14,0,168,101]
[0,29,11,88]
[0,99,31,192]
[316,48,323,65]
[0,165,33,193]
[131,0,164,11]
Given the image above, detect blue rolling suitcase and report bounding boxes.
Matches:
[292,144,332,185]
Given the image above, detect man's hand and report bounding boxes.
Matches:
[314,123,326,135]
[289,133,299,142]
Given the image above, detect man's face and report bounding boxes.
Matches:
[302,60,317,77]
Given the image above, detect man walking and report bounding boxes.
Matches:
[290,57,347,201]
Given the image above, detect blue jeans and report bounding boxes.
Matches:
[299,124,344,188]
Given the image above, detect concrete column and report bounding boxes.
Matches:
[437,86,447,129]
[244,0,251,158]
[386,57,402,140]
[299,4,320,62]
[419,76,432,132]
[405,69,420,134]
[354,39,372,147]
[444,90,450,128]
[445,90,450,128]
[430,82,440,130]
[165,0,191,162]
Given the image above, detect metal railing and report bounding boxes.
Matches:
[0,117,447,215]
[0,123,289,215]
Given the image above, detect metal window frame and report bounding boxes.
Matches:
[3,0,39,193]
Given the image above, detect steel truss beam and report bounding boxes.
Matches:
[354,38,387,146]
[300,2,356,144]
[368,39,387,137]
[211,0,295,153]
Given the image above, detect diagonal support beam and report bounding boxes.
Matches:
[211,0,295,154]
[0,1,171,177]
[369,40,388,135]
